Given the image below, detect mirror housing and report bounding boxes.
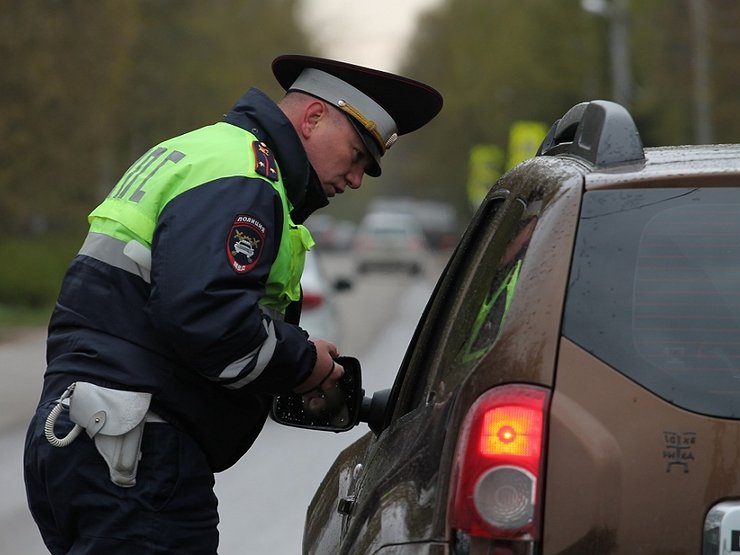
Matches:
[270,356,364,432]
[271,356,394,435]
[362,388,391,436]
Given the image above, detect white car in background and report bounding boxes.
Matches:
[300,250,351,344]
[354,211,428,275]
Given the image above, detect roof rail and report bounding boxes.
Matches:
[536,100,644,167]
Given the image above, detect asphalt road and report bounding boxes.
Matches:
[0,251,448,554]
[0,328,48,555]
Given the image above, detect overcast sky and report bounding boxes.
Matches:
[298,0,445,72]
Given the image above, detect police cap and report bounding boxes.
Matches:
[272,54,443,177]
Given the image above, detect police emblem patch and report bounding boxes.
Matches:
[252,141,279,181]
[227,214,266,273]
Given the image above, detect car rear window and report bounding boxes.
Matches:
[563,187,740,418]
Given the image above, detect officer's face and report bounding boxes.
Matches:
[306,104,370,198]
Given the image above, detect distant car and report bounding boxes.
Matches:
[353,211,428,275]
[275,100,740,554]
[305,214,356,251]
[299,250,351,345]
[367,196,460,250]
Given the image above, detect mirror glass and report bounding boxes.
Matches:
[270,356,363,432]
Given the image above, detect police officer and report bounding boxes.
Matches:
[23,54,442,554]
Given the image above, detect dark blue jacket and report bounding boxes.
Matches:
[41,88,329,471]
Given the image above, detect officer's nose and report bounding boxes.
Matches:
[346,167,363,190]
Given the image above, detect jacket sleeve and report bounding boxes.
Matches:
[145,175,315,395]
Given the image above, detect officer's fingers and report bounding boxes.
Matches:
[317,338,339,358]
[313,338,335,352]
[315,362,343,395]
[331,361,344,380]
[312,340,337,366]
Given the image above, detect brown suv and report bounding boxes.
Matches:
[273,100,740,554]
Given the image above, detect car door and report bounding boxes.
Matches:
[303,189,548,554]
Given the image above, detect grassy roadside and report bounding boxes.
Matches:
[0,305,51,343]
[0,235,78,342]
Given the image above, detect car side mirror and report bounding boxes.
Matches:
[270,356,364,432]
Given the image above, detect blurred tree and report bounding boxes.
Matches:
[121,0,310,159]
[631,1,698,145]
[632,0,740,145]
[4,0,740,239]
[382,0,604,219]
[0,1,139,236]
[709,0,740,143]
[378,0,740,220]
[0,0,312,236]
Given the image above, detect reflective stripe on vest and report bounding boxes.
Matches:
[77,232,293,328]
[217,319,278,389]
[79,233,152,283]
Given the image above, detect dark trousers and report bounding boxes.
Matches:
[24,400,220,554]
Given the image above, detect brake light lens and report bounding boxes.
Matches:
[449,384,549,541]
[480,405,542,458]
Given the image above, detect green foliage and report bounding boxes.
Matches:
[0,235,82,309]
[383,0,604,218]
[0,2,140,236]
[0,0,313,237]
[629,0,740,145]
[383,0,740,218]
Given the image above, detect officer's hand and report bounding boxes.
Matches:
[294,339,342,394]
[294,340,345,420]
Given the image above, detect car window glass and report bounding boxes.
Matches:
[455,216,536,366]
[563,187,740,418]
[394,196,530,413]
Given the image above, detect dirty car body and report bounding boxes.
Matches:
[289,101,740,554]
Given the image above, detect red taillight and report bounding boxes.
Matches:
[302,291,324,310]
[480,405,542,459]
[448,385,549,541]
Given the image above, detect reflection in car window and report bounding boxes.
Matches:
[397,197,511,411]
[460,260,522,363]
[564,187,740,418]
[400,199,536,411]
[456,216,536,366]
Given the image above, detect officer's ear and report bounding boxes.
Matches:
[299,100,328,139]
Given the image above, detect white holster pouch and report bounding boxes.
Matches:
[45,382,152,488]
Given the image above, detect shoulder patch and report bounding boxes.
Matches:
[252,141,279,181]
[227,214,266,273]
